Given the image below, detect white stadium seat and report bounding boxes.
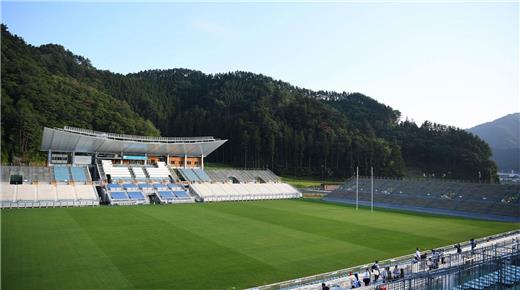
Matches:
[190,182,300,202]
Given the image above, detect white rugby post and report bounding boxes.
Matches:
[356,166,359,210]
[371,166,374,212]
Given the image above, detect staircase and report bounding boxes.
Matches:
[96,160,106,182]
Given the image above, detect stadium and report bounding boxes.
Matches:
[1,127,519,290]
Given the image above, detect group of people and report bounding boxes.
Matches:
[344,261,402,288]
[414,238,478,271]
[321,238,478,290]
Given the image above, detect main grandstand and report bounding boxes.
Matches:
[0,126,301,208]
[324,177,520,222]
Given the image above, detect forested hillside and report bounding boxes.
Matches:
[1,25,497,181]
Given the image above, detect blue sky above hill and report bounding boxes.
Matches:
[2,1,518,128]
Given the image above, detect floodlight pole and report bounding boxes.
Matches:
[356,166,359,210]
[371,166,374,212]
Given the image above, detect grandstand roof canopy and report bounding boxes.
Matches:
[40,127,227,156]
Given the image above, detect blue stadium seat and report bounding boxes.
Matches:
[54,166,70,182]
[127,191,145,200]
[107,184,122,190]
[110,192,128,200]
[138,183,152,189]
[158,191,175,200]
[174,191,189,198]
[71,167,87,182]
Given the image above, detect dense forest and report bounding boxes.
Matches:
[1,25,497,181]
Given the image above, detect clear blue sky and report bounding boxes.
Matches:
[2,1,518,128]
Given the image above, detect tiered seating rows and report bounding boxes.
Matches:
[190,182,301,202]
[105,182,191,204]
[178,168,201,182]
[205,169,280,183]
[146,162,171,180]
[328,178,520,217]
[0,182,98,208]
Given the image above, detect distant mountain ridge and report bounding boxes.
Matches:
[468,113,520,172]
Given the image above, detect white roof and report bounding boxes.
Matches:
[40,127,227,156]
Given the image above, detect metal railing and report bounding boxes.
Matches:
[62,126,217,143]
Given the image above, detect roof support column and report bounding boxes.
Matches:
[48,150,52,166]
[201,154,204,169]
[184,154,187,169]
[71,151,75,166]
[166,154,170,166]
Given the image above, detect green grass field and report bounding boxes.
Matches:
[2,200,518,290]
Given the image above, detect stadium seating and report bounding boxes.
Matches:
[178,168,201,182]
[326,177,520,219]
[101,160,132,181]
[174,190,190,198]
[127,191,145,200]
[145,162,172,181]
[0,166,97,208]
[56,185,76,200]
[75,185,98,200]
[190,182,301,202]
[158,191,175,200]
[54,166,71,182]
[137,183,155,194]
[192,168,211,182]
[131,167,147,180]
[107,183,123,191]
[71,167,88,182]
[110,191,128,200]
[205,169,280,183]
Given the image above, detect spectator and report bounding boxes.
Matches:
[470,238,477,253]
[392,265,400,280]
[321,282,330,290]
[415,248,421,262]
[351,273,361,289]
[455,243,462,254]
[371,260,380,281]
[431,249,439,269]
[352,278,361,288]
[381,266,390,283]
[427,258,433,270]
[362,268,371,286]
